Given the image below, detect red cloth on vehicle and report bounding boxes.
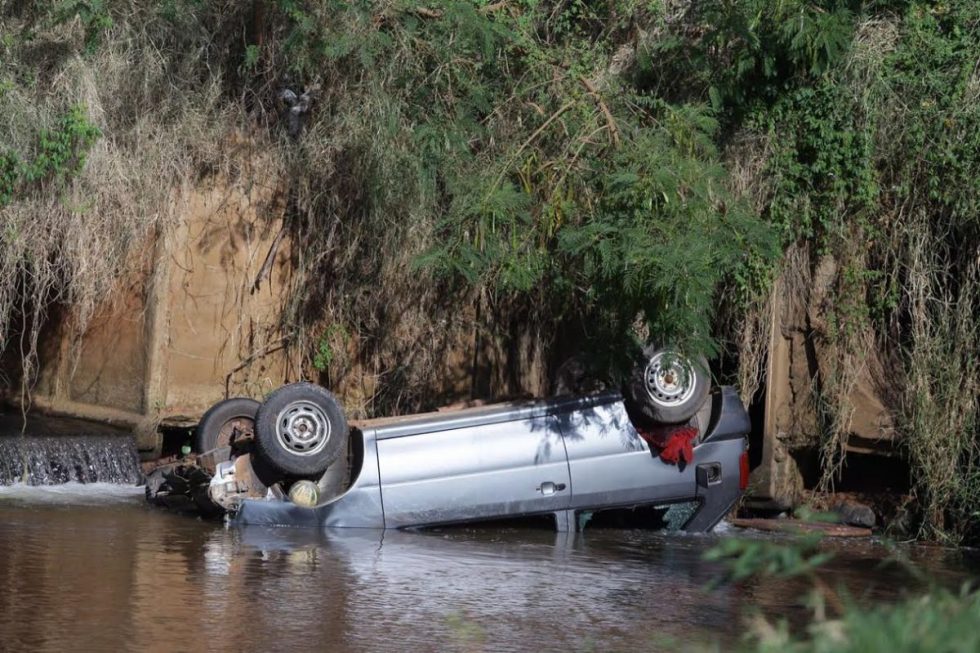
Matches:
[636,425,699,465]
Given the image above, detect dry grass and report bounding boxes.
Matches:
[0,9,242,402]
[901,214,980,538]
[0,3,535,419]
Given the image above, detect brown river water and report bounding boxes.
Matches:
[0,484,978,653]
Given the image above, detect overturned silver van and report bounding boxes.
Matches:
[191,346,751,533]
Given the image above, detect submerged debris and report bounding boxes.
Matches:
[730,517,872,538]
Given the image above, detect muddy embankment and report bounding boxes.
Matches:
[0,164,552,447]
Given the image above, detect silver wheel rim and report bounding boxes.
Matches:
[643,351,697,407]
[275,400,331,456]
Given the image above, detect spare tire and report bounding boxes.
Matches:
[625,345,710,425]
[254,382,348,478]
[195,397,260,453]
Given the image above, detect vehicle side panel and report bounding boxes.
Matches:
[684,438,746,531]
[559,401,697,509]
[376,415,571,527]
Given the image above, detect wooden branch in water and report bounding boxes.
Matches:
[729,517,872,538]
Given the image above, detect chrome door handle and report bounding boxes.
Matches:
[537,481,567,495]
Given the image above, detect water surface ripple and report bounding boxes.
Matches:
[0,485,976,652]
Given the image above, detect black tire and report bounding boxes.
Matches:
[624,345,710,425]
[253,382,348,478]
[195,398,260,453]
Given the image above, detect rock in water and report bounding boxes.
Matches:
[832,499,877,529]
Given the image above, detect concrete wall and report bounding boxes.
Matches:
[749,259,898,507]
[22,171,550,454]
[30,178,292,448]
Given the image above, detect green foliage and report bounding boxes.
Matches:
[368,3,782,362]
[0,153,18,207]
[0,105,101,208]
[644,1,858,118]
[312,324,349,373]
[53,0,114,52]
[555,115,776,356]
[704,534,834,586]
[27,105,101,181]
[705,538,980,653]
[770,587,980,653]
[705,537,980,652]
[760,81,878,245]
[243,44,261,72]
[876,2,980,234]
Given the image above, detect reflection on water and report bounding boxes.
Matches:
[0,487,977,652]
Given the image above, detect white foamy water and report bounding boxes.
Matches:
[0,434,142,485]
[711,519,734,534]
[0,482,145,504]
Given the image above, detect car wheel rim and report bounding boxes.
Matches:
[643,351,697,407]
[275,401,331,456]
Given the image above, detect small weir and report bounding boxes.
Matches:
[0,435,142,485]
[0,414,142,485]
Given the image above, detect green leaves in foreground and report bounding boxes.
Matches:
[706,537,980,652]
[704,535,834,586]
[746,586,980,653]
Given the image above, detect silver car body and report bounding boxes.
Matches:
[226,386,750,532]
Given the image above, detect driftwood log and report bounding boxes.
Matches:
[729,517,872,538]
